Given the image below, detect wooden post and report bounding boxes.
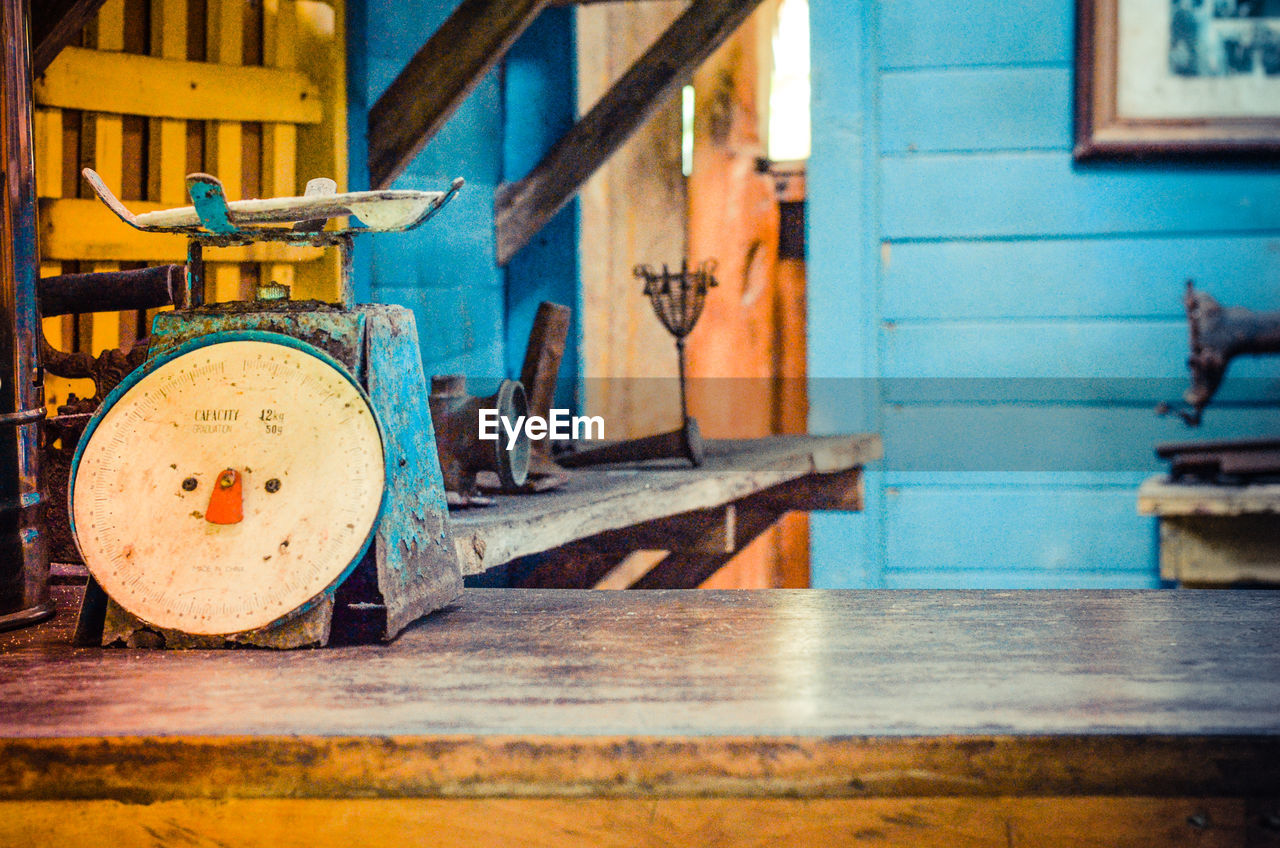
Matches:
[494,0,765,265]
[366,0,550,189]
[262,0,297,291]
[0,0,54,630]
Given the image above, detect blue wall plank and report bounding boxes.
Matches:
[878,0,1072,69]
[882,235,1280,320]
[880,68,1071,154]
[809,0,884,589]
[881,405,1280,474]
[883,320,1189,378]
[353,1,508,379]
[503,10,581,406]
[350,1,577,385]
[882,153,1280,240]
[885,570,1160,589]
[884,488,1154,574]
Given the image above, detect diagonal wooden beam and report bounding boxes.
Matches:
[494,0,763,266]
[368,0,550,189]
[31,0,109,76]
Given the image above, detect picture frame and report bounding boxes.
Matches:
[1075,0,1280,159]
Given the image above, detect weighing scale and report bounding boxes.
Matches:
[71,169,465,648]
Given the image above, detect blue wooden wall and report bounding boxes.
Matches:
[347,1,578,390]
[808,0,1280,588]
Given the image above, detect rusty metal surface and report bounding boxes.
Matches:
[513,302,572,488]
[71,304,461,648]
[37,266,189,565]
[556,415,705,469]
[429,375,530,504]
[37,264,187,317]
[62,164,467,647]
[1163,281,1280,426]
[356,306,462,639]
[149,301,365,367]
[0,0,53,631]
[520,302,571,431]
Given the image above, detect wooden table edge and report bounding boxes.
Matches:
[2,733,1276,801]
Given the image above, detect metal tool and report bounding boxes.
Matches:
[429,375,530,506]
[0,0,53,633]
[556,415,705,469]
[1159,280,1280,427]
[70,167,464,648]
[480,301,572,493]
[557,262,716,469]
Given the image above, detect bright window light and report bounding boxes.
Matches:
[682,84,695,177]
[768,0,810,162]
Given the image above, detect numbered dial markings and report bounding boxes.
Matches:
[72,338,386,636]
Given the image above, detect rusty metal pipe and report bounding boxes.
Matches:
[0,0,53,632]
[557,416,705,469]
[38,264,187,317]
[429,375,530,497]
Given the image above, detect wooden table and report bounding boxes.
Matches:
[1,586,1278,846]
[1139,475,1280,586]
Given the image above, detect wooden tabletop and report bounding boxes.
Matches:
[1,586,1277,801]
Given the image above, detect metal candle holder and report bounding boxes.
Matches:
[555,260,717,470]
[636,259,718,424]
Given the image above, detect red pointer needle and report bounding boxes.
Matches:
[205,468,243,525]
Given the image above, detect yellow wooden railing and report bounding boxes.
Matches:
[33,0,347,412]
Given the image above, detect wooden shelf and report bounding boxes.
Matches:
[1139,474,1280,517]
[451,434,880,581]
[1139,474,1280,587]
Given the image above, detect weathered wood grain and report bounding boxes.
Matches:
[0,797,1268,847]
[494,0,765,265]
[451,435,879,575]
[498,468,861,589]
[367,0,549,189]
[1,588,1279,803]
[1139,477,1280,517]
[35,47,321,123]
[628,504,782,589]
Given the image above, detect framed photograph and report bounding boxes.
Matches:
[1075,0,1280,158]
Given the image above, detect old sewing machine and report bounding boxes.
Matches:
[1158,281,1280,481]
[69,168,466,648]
[1141,282,1280,586]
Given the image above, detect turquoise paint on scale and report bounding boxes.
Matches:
[809,0,1280,588]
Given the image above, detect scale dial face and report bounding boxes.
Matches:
[71,334,386,636]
